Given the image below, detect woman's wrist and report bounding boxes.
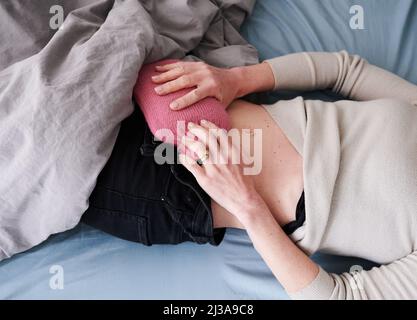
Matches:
[234,194,273,227]
[228,66,247,99]
[230,62,276,99]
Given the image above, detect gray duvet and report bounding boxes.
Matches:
[0,0,258,260]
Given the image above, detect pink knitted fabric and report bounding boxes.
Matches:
[133,59,230,145]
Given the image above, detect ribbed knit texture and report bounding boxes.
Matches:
[134,59,230,145]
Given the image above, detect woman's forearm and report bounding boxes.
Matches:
[180,120,320,297]
[231,62,276,99]
[239,200,319,294]
[264,51,417,103]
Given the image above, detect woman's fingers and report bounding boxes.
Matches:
[178,153,204,178]
[170,88,205,110]
[200,119,218,130]
[169,78,215,109]
[200,120,232,164]
[187,122,219,155]
[152,61,228,110]
[186,121,237,166]
[154,61,200,74]
[155,62,183,72]
[182,136,209,162]
[154,75,195,96]
[152,66,185,84]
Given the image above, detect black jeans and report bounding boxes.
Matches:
[82,104,225,246]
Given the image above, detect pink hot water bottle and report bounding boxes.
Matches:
[133,59,230,145]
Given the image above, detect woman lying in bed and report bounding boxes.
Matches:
[83,51,417,300]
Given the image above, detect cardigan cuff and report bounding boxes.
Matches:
[289,267,335,300]
[263,53,314,92]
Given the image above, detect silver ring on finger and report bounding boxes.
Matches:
[198,150,210,165]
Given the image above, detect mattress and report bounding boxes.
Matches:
[1,0,416,299]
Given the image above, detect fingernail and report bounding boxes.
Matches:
[151,75,159,81]
[200,120,207,125]
[170,101,179,109]
[187,122,195,129]
[154,86,162,94]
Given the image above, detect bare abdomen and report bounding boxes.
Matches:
[212,100,304,229]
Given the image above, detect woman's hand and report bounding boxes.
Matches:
[179,121,320,295]
[178,120,264,223]
[152,61,241,110]
[152,60,276,110]
[179,120,320,295]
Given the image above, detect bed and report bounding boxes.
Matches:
[1,0,416,299]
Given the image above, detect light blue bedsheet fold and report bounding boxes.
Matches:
[0,225,374,299]
[1,0,416,299]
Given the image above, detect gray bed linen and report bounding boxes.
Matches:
[0,0,258,260]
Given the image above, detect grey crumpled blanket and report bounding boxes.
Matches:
[0,0,258,261]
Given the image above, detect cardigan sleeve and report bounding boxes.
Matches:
[264,51,417,106]
[289,251,417,300]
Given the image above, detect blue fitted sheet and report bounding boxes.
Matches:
[1,0,416,299]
